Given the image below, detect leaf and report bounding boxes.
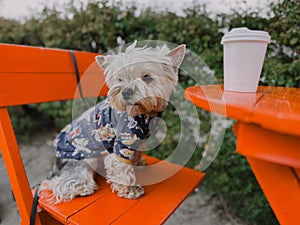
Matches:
[290,37,299,45]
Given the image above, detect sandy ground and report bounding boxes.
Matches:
[0,131,244,225]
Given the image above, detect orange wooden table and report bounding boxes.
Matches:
[185,85,300,225]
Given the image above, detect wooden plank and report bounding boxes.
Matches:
[64,155,160,225]
[0,72,108,107]
[0,44,97,73]
[250,86,300,136]
[38,177,111,224]
[66,180,161,225]
[236,122,300,168]
[68,193,139,225]
[63,156,204,225]
[185,85,265,121]
[185,85,300,137]
[38,211,64,225]
[38,155,161,224]
[112,165,205,225]
[185,85,228,117]
[0,44,108,107]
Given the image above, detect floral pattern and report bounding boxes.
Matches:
[54,99,160,162]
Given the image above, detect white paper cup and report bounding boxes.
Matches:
[221,27,271,92]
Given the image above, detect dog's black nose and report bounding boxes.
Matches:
[122,88,134,100]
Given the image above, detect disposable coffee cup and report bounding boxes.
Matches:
[221,27,271,92]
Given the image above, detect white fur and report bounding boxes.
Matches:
[40,158,98,203]
[104,154,144,199]
[97,41,175,82]
[40,42,186,203]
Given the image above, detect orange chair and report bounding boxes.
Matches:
[0,44,204,225]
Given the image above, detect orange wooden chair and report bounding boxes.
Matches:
[0,44,205,225]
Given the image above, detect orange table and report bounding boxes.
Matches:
[185,85,300,225]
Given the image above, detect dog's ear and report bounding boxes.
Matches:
[95,55,106,70]
[167,44,186,68]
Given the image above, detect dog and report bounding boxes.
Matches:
[40,41,186,203]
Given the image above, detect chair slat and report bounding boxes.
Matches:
[0,44,96,73]
[0,44,108,107]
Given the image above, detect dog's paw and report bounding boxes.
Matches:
[111,183,144,199]
[57,181,97,202]
[119,185,145,199]
[40,178,98,203]
[78,184,97,197]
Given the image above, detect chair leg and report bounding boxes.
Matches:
[0,108,42,225]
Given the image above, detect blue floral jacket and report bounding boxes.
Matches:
[54,99,159,163]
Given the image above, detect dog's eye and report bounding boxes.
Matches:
[142,74,152,83]
[118,78,123,82]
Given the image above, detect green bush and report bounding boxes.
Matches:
[1,0,298,224]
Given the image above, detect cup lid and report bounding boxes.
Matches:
[221,27,271,44]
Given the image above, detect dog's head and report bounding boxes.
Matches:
[96,41,186,116]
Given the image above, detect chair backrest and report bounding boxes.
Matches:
[0,43,108,107]
[0,44,107,225]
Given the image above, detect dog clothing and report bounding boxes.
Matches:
[54,99,160,164]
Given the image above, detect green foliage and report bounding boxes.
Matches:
[8,106,36,141]
[35,101,73,129]
[1,0,298,224]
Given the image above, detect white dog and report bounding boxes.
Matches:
[40,41,186,203]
